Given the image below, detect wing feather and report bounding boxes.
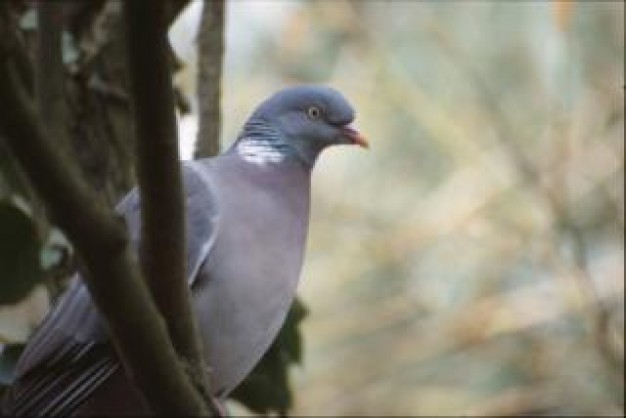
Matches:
[3,160,220,415]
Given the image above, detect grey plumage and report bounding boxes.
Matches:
[3,86,366,415]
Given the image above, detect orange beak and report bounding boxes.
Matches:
[341,123,369,149]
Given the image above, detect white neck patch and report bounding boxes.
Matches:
[235,137,288,165]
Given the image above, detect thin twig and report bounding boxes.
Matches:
[194,0,225,159]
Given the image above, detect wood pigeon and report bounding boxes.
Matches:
[2,85,367,415]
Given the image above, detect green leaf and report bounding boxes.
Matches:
[0,200,42,305]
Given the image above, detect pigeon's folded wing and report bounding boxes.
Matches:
[4,161,220,416]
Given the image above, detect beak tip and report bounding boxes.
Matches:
[356,138,369,149]
[341,124,369,149]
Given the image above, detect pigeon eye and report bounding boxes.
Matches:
[306,106,322,120]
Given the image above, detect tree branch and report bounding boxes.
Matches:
[123,1,217,413]
[0,4,208,415]
[36,1,67,152]
[195,0,225,158]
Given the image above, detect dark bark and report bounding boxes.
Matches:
[65,1,136,206]
[61,0,190,206]
[0,2,209,415]
[123,2,216,413]
[36,1,68,153]
[195,0,225,158]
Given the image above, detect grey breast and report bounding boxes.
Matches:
[190,155,311,396]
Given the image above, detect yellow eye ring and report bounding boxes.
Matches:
[307,106,322,120]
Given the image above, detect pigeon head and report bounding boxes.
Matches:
[237,86,368,166]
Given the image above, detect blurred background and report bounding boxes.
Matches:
[167,1,624,416]
[1,1,623,416]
